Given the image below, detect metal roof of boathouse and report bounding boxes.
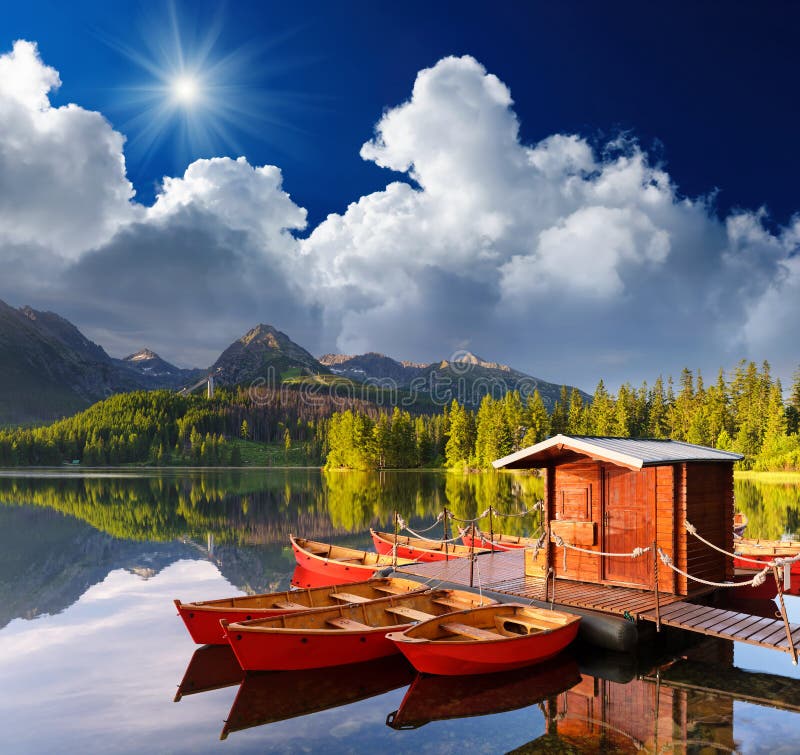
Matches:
[493,435,743,470]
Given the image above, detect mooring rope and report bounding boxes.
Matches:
[685,520,800,570]
[657,548,771,588]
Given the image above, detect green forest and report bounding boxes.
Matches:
[325,361,800,471]
[1,359,799,471]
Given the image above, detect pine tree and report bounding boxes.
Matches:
[445,401,475,469]
[550,386,569,435]
[647,377,669,438]
[589,380,613,435]
[787,365,800,435]
[566,388,586,435]
[522,390,550,446]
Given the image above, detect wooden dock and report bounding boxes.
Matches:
[639,601,800,655]
[397,550,800,658]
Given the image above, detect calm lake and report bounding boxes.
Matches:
[1,469,800,754]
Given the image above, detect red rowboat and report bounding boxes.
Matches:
[386,652,581,729]
[734,537,800,575]
[174,644,244,701]
[221,655,415,739]
[370,529,489,562]
[460,524,542,552]
[174,577,425,644]
[222,588,494,672]
[387,603,580,676]
[290,535,417,584]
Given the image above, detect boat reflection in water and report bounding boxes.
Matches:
[386,652,581,730]
[220,655,415,740]
[512,637,800,753]
[174,644,244,702]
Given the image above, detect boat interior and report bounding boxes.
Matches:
[229,590,496,632]
[399,604,579,642]
[178,577,425,611]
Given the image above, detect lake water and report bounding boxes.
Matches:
[1,469,800,754]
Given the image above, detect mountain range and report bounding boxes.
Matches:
[0,298,588,425]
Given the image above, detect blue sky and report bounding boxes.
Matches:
[1,1,799,388]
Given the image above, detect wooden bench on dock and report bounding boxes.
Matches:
[440,622,500,641]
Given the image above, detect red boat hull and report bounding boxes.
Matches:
[176,603,304,645]
[460,531,516,552]
[371,532,466,562]
[225,622,411,671]
[391,623,578,676]
[734,555,800,576]
[291,541,384,584]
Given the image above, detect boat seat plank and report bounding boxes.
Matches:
[271,600,307,610]
[329,592,373,603]
[335,557,365,563]
[371,585,409,594]
[440,622,501,641]
[325,618,371,630]
[384,606,436,622]
[431,597,473,609]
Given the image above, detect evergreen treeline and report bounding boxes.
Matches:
[325,407,447,469]
[2,360,800,471]
[0,387,339,466]
[327,361,800,471]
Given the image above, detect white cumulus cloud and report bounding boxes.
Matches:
[0,40,136,259]
[0,43,798,385]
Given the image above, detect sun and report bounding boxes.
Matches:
[171,75,200,105]
[103,2,320,165]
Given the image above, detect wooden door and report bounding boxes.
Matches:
[603,467,655,587]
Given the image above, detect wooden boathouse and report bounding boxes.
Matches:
[492,435,743,594]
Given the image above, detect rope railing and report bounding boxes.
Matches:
[397,523,463,545]
[447,509,491,525]
[447,502,543,525]
[490,501,545,518]
[657,548,771,588]
[685,520,800,570]
[461,524,546,551]
[551,533,651,560]
[402,511,444,534]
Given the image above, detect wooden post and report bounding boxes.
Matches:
[392,510,399,569]
[489,506,495,552]
[442,508,449,561]
[773,565,798,665]
[653,540,661,632]
[469,524,476,587]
